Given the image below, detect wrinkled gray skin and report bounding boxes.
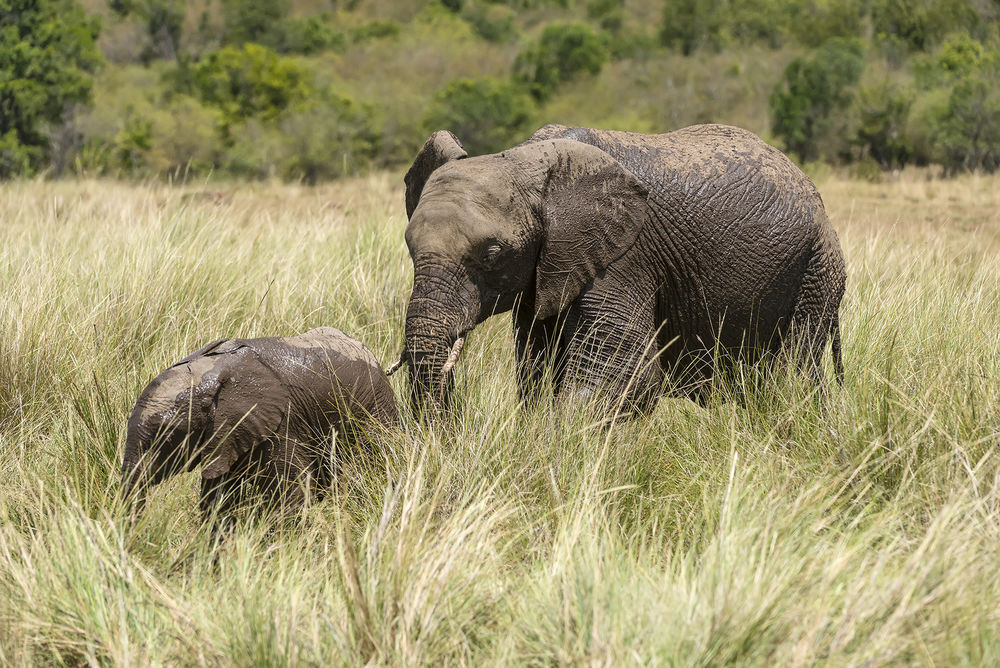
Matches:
[122,327,399,531]
[402,124,846,414]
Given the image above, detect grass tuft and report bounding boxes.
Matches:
[1,170,999,663]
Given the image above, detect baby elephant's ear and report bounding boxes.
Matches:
[404,131,467,219]
[534,139,650,321]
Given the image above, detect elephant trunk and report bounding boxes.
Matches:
[121,421,154,518]
[120,403,203,518]
[404,269,479,417]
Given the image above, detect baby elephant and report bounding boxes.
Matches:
[122,327,399,531]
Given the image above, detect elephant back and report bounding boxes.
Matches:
[251,327,399,429]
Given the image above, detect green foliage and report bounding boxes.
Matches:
[349,19,401,42]
[8,0,1000,179]
[855,81,914,169]
[280,16,346,55]
[113,110,153,172]
[871,0,981,52]
[660,0,725,54]
[221,0,289,49]
[188,44,313,130]
[770,38,865,162]
[515,23,609,100]
[226,96,380,182]
[0,0,102,178]
[661,0,867,53]
[587,0,625,33]
[423,76,536,155]
[112,0,185,62]
[917,34,1000,172]
[461,1,518,43]
[784,0,866,45]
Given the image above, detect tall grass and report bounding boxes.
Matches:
[1,170,999,664]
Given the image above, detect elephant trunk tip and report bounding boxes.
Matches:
[386,348,407,376]
[440,336,465,375]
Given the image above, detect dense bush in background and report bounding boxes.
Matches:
[770,38,865,163]
[4,0,1000,180]
[0,0,102,177]
[423,76,535,154]
[514,22,608,100]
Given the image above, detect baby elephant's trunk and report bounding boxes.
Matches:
[121,449,150,519]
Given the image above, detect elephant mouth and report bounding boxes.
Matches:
[388,331,469,378]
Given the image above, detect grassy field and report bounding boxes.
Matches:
[1,169,999,665]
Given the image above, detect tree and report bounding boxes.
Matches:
[0,0,102,178]
[770,38,865,163]
[660,0,725,55]
[514,23,608,100]
[221,0,289,50]
[919,34,1000,172]
[871,0,980,52]
[111,0,185,62]
[855,81,913,169]
[423,76,535,155]
[187,43,313,132]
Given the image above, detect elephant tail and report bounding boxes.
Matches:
[831,318,844,386]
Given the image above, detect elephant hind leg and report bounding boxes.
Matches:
[831,318,844,385]
[787,249,846,387]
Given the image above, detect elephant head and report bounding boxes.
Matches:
[399,130,651,415]
[121,339,248,514]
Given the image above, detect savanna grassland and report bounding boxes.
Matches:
[1,170,999,665]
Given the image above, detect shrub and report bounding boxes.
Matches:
[423,76,536,155]
[187,44,313,131]
[221,0,288,49]
[515,23,608,101]
[918,35,1000,172]
[280,16,346,55]
[785,0,866,46]
[0,0,103,178]
[587,0,624,33]
[226,95,380,182]
[871,0,981,52]
[462,1,518,43]
[349,20,401,43]
[660,0,726,55]
[854,81,913,169]
[770,38,865,163]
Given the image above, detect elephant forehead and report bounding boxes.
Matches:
[138,357,219,423]
[422,160,523,211]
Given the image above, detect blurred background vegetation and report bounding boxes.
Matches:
[3,0,1000,181]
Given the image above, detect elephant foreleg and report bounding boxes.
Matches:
[512,303,563,407]
[260,438,317,524]
[558,292,664,415]
[200,473,241,544]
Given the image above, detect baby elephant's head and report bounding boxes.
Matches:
[121,356,220,510]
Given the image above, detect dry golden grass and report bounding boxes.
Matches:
[0,170,998,665]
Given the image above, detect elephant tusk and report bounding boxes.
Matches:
[385,350,407,376]
[440,337,465,375]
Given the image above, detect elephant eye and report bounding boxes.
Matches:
[481,242,503,265]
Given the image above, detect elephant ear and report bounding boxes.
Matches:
[201,384,285,481]
[534,140,651,320]
[404,131,468,219]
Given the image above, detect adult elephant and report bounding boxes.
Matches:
[395,124,846,414]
